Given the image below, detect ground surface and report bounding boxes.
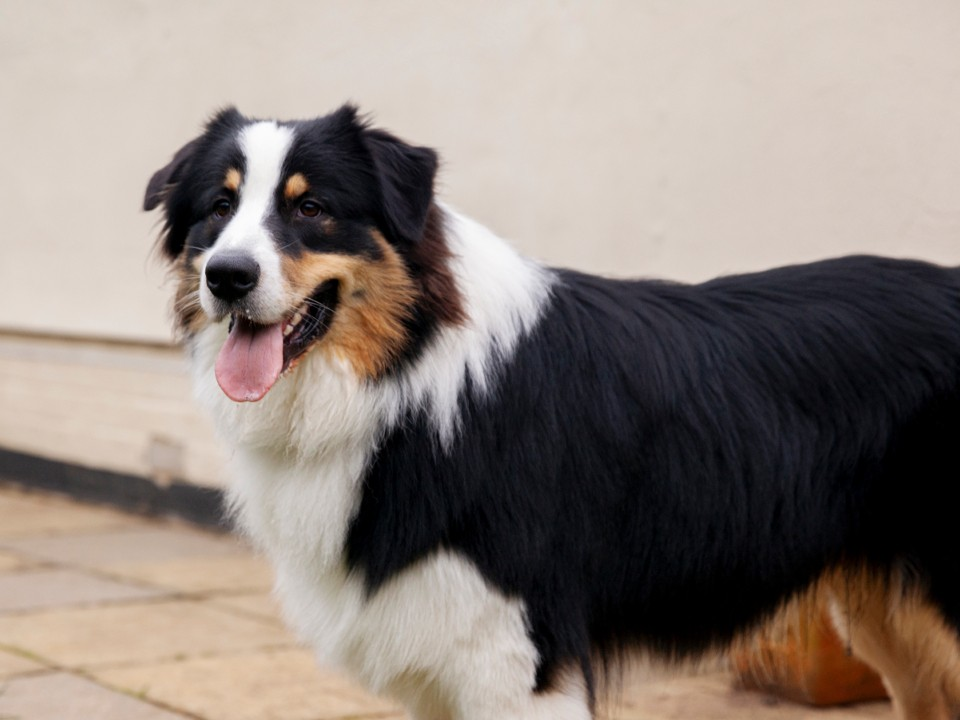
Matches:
[0,484,894,719]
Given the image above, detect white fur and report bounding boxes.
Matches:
[386,208,554,446]
[200,121,293,323]
[188,197,575,718]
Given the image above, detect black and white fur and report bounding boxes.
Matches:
[146,106,960,720]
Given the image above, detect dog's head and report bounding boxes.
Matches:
[145,106,462,402]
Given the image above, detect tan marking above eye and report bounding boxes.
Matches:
[224,168,242,193]
[284,173,310,200]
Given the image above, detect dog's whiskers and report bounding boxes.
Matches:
[301,298,334,316]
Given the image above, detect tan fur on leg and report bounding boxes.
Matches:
[827,569,960,720]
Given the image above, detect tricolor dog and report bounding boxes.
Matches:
[146,106,960,720]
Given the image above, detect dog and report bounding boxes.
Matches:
[145,105,960,720]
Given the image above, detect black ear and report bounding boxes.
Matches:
[144,107,243,212]
[144,137,200,212]
[364,127,438,244]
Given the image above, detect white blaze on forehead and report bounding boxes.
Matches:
[214,120,295,254]
[235,121,295,224]
[203,121,295,323]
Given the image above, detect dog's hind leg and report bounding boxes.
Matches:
[827,570,960,720]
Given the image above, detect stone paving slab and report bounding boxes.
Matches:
[208,592,286,627]
[0,526,246,569]
[0,486,900,720]
[0,489,136,538]
[103,553,274,594]
[0,568,169,614]
[0,648,47,679]
[0,599,294,669]
[93,648,403,720]
[605,674,892,719]
[0,671,191,720]
[0,549,32,572]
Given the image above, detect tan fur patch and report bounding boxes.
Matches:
[284,173,309,200]
[224,168,242,193]
[736,568,960,719]
[281,233,418,378]
[826,568,960,720]
[172,254,208,337]
[411,204,466,327]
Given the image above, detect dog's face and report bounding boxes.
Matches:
[145,106,461,402]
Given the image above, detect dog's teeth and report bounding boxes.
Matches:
[290,311,303,327]
[283,324,294,337]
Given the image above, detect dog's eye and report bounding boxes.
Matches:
[299,200,323,218]
[212,199,232,218]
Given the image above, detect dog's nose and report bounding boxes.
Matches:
[205,252,260,302]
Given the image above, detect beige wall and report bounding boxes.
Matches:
[0,333,225,486]
[2,1,960,485]
[3,0,960,344]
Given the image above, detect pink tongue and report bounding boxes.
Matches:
[215,320,284,402]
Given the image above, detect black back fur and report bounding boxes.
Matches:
[347,255,960,695]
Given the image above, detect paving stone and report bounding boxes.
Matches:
[93,648,403,720]
[0,648,46,678]
[209,592,286,627]
[104,552,274,594]
[0,550,32,572]
[0,490,135,538]
[0,526,246,569]
[0,488,901,720]
[0,671,189,719]
[603,674,893,719]
[0,568,168,614]
[0,599,294,669]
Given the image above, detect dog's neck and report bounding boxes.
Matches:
[186,205,553,570]
[186,205,554,459]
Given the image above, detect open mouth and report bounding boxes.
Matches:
[279,279,340,371]
[215,280,339,402]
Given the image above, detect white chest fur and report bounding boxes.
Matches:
[225,442,369,664]
[184,207,572,716]
[224,441,544,719]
